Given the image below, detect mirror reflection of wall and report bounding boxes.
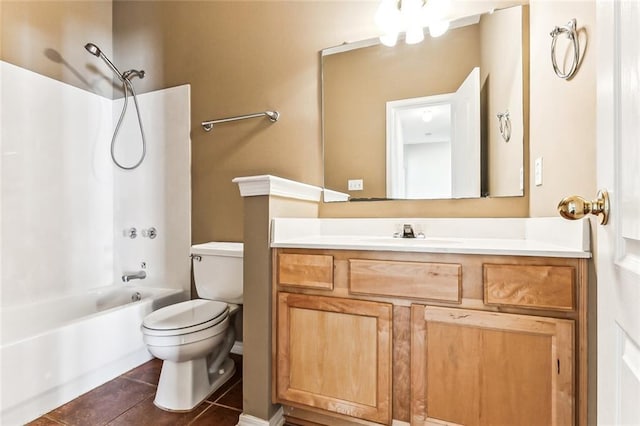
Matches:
[322,5,527,201]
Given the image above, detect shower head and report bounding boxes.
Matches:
[84,42,124,83]
[84,43,101,57]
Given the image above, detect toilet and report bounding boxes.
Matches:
[141,242,243,412]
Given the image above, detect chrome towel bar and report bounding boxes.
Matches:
[201,110,280,132]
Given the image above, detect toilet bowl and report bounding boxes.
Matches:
[141,242,243,411]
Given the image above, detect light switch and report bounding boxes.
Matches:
[519,166,524,191]
[348,179,364,191]
[534,157,543,186]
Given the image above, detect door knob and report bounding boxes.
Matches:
[557,189,609,225]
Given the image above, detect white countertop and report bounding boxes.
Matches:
[271,218,591,258]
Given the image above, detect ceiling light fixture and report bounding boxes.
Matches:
[376,0,451,47]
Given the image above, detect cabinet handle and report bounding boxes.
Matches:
[557,359,560,375]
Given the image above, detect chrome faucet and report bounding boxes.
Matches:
[393,224,426,239]
[402,224,416,238]
[122,271,146,282]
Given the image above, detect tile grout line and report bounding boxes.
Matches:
[209,378,242,404]
[186,401,215,425]
[121,375,159,388]
[103,394,156,426]
[211,402,243,413]
[42,414,68,425]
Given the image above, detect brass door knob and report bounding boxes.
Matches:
[557,189,609,225]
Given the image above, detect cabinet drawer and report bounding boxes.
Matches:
[483,264,575,311]
[349,259,461,303]
[278,253,334,290]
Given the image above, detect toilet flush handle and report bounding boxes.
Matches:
[190,254,202,262]
[557,189,609,225]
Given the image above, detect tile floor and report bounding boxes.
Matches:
[28,354,243,426]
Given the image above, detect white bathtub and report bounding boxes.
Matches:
[0,285,186,426]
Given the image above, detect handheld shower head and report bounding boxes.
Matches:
[84,43,101,57]
[84,42,124,83]
[84,42,148,171]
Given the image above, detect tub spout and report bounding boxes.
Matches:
[122,271,146,282]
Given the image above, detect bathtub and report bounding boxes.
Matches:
[0,285,186,425]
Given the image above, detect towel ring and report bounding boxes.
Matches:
[550,18,579,79]
[496,111,511,143]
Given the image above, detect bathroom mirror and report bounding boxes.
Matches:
[322,4,528,201]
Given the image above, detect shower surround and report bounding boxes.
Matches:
[0,61,191,425]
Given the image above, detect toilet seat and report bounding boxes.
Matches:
[142,315,230,347]
[142,299,229,337]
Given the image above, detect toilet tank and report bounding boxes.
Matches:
[190,242,243,304]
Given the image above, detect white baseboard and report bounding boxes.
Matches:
[231,341,243,355]
[236,407,284,426]
[392,421,410,426]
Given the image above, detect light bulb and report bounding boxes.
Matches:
[428,20,450,37]
[380,31,399,47]
[405,26,425,44]
[376,0,401,33]
[402,0,425,45]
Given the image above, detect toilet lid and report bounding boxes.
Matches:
[142,316,230,347]
[143,299,228,332]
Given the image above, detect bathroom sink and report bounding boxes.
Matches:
[270,218,592,258]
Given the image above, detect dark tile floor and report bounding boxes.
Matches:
[28,354,243,426]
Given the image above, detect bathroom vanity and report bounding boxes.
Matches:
[270,218,590,426]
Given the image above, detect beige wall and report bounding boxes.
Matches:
[323,25,481,198]
[1,0,113,98]
[529,0,596,216]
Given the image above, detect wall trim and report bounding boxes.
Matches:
[232,175,322,202]
[237,407,284,426]
[323,188,350,202]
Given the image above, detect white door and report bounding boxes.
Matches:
[451,67,480,198]
[597,1,640,424]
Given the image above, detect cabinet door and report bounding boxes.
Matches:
[276,293,392,424]
[411,305,574,426]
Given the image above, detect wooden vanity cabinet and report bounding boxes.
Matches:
[411,305,575,426]
[273,248,588,426]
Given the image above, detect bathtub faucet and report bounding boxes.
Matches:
[122,271,146,282]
